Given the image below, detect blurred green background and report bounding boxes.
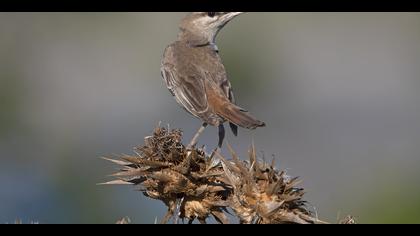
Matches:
[0,12,420,224]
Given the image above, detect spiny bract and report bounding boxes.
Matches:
[102,126,352,224]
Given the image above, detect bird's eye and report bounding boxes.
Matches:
[207,12,216,18]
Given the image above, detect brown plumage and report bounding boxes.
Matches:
[161,12,265,147]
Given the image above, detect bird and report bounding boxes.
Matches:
[161,12,265,149]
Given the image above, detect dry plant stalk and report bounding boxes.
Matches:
[116,217,131,224]
[102,126,354,224]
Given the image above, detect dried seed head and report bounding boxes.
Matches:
[103,126,230,224]
[103,125,353,224]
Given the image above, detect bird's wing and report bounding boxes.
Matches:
[204,52,235,104]
[161,63,209,117]
[209,53,239,135]
[220,78,235,104]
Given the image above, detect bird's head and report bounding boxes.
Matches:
[179,12,244,46]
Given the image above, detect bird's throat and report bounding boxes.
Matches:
[178,29,216,48]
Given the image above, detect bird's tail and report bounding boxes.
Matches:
[216,103,265,130]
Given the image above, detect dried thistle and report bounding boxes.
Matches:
[339,215,356,224]
[6,219,39,224]
[116,217,131,224]
[102,126,353,224]
[102,126,230,224]
[215,144,323,224]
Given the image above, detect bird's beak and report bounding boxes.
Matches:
[230,12,244,16]
[220,12,244,22]
[225,12,244,19]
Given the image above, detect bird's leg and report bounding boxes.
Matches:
[187,123,208,149]
[218,124,225,148]
[206,124,225,164]
[209,124,224,159]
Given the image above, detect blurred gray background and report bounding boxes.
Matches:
[0,12,419,224]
